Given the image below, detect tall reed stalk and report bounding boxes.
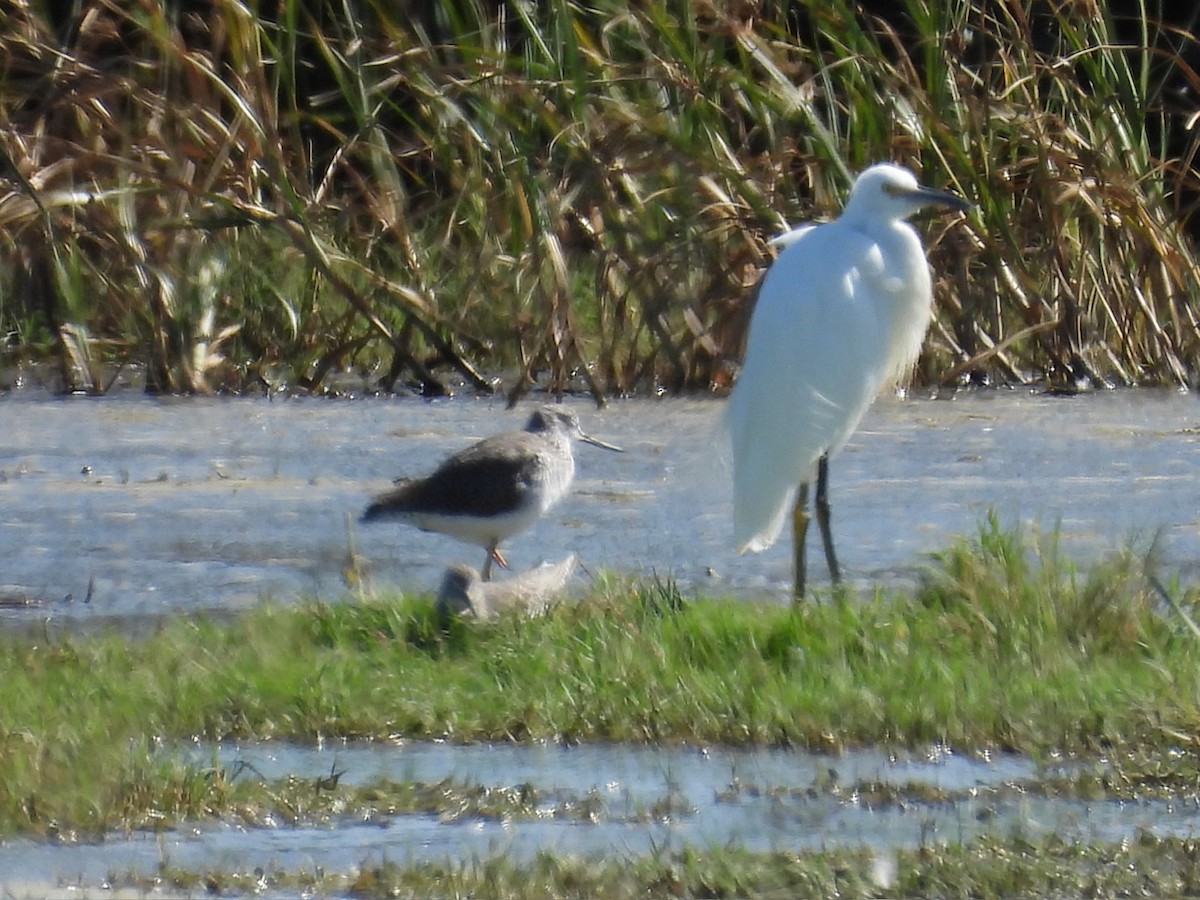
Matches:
[1,1,1198,396]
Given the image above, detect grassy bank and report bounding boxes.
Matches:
[138,836,1200,899]
[2,519,1200,840]
[3,3,1200,396]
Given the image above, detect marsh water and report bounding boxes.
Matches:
[1,389,1198,623]
[5,739,1200,895]
[2,388,1200,893]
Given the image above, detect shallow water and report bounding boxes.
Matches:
[3,739,1198,894]
[1,388,1198,626]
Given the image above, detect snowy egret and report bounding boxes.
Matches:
[726,163,971,598]
[361,407,621,580]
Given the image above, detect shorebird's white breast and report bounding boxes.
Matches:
[529,432,576,514]
[408,505,545,548]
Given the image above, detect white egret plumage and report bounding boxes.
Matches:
[726,163,971,598]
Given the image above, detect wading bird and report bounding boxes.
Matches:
[362,407,621,580]
[726,163,971,598]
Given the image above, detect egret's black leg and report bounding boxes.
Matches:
[791,483,810,601]
[815,454,841,584]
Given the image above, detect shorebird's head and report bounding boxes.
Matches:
[525,406,623,452]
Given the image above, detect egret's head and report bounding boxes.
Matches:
[843,163,972,223]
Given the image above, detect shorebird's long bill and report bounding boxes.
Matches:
[581,433,623,452]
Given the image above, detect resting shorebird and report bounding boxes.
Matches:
[361,407,621,579]
[436,555,578,621]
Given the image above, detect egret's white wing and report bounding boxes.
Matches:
[727,222,895,553]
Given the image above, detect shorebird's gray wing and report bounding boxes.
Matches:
[362,434,543,520]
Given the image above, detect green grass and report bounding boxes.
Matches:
[3,519,1200,838]
[125,835,1200,899]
